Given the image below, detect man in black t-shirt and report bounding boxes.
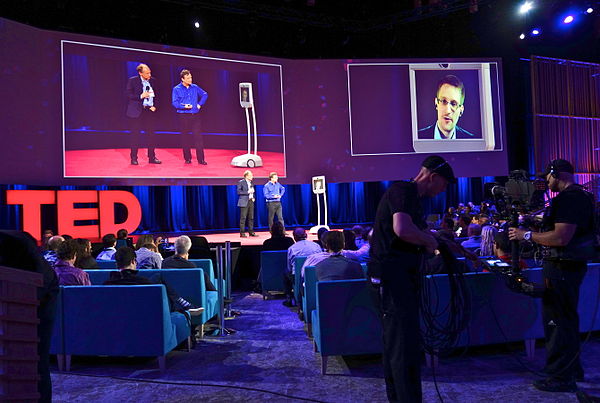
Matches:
[369,155,456,402]
[509,159,596,393]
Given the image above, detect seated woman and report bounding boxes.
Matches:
[74,238,99,269]
[262,222,294,251]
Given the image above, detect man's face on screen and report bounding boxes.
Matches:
[139,67,151,80]
[182,74,193,86]
[435,84,464,136]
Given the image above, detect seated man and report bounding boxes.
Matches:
[284,228,322,307]
[315,231,365,282]
[461,223,482,250]
[342,228,371,264]
[105,247,204,316]
[96,233,117,261]
[52,239,91,286]
[136,241,162,270]
[162,235,216,291]
[42,235,64,266]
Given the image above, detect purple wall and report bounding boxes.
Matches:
[0,18,508,186]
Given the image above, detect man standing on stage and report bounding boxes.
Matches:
[509,159,596,393]
[125,63,161,165]
[172,69,208,165]
[238,170,258,238]
[263,172,285,230]
[368,155,455,402]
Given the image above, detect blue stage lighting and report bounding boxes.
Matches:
[563,15,574,24]
[531,28,540,35]
[587,7,594,14]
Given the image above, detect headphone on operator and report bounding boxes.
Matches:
[430,160,449,174]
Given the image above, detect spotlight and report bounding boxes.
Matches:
[587,7,594,14]
[531,28,540,36]
[519,33,525,40]
[563,15,574,24]
[519,1,533,14]
[194,21,200,29]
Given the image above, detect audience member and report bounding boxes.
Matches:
[262,221,295,251]
[96,233,117,261]
[135,234,162,269]
[116,228,130,248]
[162,235,216,291]
[352,225,366,249]
[461,224,482,250]
[105,247,203,316]
[493,229,529,269]
[61,234,73,240]
[479,225,498,256]
[74,238,99,269]
[53,239,91,286]
[188,236,212,260]
[0,231,59,403]
[42,235,64,266]
[342,227,371,264]
[477,213,490,227]
[41,229,54,250]
[314,227,329,249]
[455,215,471,238]
[342,229,358,251]
[438,217,456,240]
[284,228,322,306]
[315,231,364,282]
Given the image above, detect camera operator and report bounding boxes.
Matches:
[509,159,596,393]
[369,155,456,402]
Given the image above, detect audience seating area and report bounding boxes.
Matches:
[50,285,190,372]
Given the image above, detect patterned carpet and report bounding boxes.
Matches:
[51,292,599,402]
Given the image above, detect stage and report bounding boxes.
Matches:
[166,230,319,246]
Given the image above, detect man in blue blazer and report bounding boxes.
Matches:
[237,170,258,237]
[125,63,161,165]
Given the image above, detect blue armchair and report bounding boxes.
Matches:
[260,251,288,298]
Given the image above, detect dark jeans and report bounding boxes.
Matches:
[542,260,587,381]
[239,199,255,234]
[129,109,157,160]
[283,272,294,302]
[38,295,58,403]
[178,113,205,162]
[267,201,284,230]
[375,255,422,403]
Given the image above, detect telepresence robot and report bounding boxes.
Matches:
[231,82,263,168]
[309,176,330,234]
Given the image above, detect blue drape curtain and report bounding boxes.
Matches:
[0,179,495,235]
[531,56,600,174]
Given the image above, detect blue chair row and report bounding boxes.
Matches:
[50,285,190,372]
[84,269,218,326]
[259,251,288,298]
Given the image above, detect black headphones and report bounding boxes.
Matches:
[549,159,559,179]
[430,160,449,174]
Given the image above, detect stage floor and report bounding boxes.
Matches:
[166,230,319,246]
[64,148,285,178]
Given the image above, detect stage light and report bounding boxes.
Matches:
[587,7,594,14]
[531,28,540,36]
[519,1,533,14]
[563,15,574,24]
[194,21,200,29]
[519,33,525,40]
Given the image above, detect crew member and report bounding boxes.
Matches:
[172,69,209,165]
[263,172,285,230]
[509,159,595,393]
[368,155,456,402]
[125,63,162,165]
[238,170,258,237]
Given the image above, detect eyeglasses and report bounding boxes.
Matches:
[436,98,462,109]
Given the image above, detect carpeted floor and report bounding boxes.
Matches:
[51,292,599,402]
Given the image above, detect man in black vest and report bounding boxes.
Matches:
[510,159,596,393]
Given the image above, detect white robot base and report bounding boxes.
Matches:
[231,153,263,168]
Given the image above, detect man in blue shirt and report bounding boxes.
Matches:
[172,69,209,164]
[263,172,285,230]
[125,63,162,165]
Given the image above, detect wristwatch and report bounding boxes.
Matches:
[523,231,532,241]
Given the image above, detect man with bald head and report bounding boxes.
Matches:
[42,235,64,266]
[125,63,162,165]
